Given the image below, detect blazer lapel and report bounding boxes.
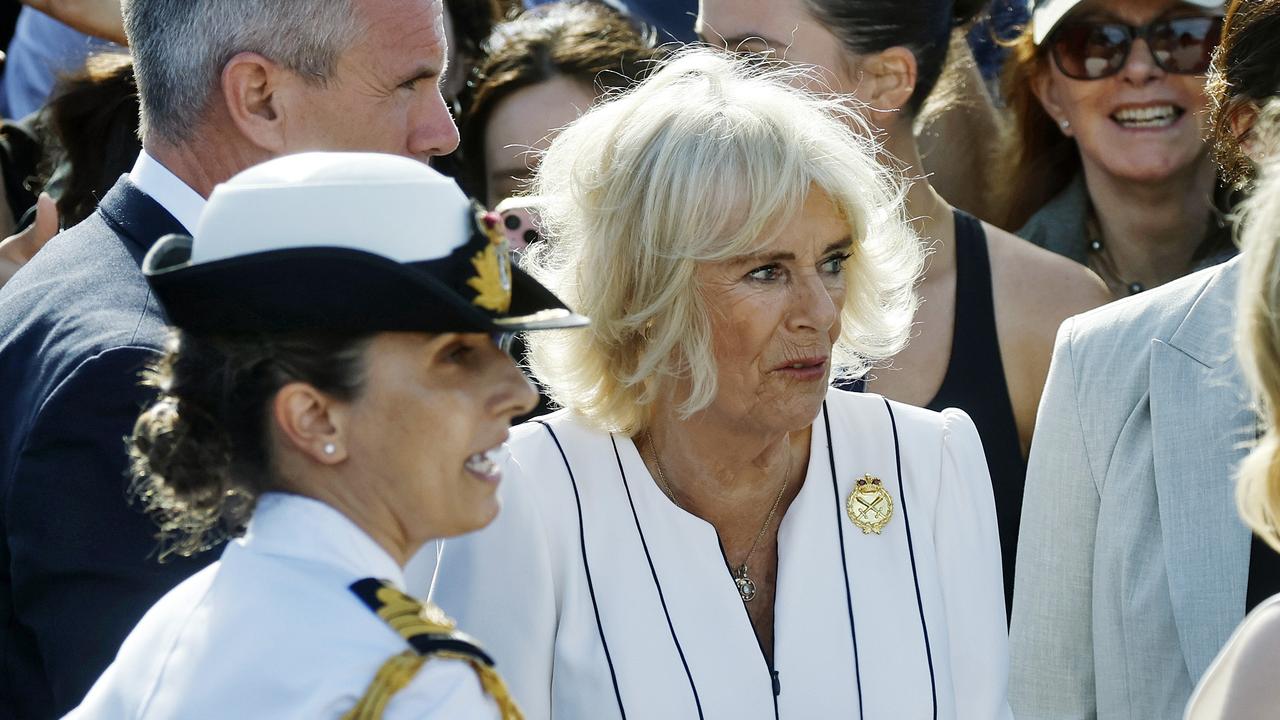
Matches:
[1148,260,1252,681]
[96,175,188,258]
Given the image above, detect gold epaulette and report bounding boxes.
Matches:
[344,578,524,720]
[344,651,424,720]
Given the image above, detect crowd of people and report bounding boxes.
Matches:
[0,0,1277,718]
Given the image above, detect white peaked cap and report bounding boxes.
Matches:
[192,152,472,264]
[142,151,589,336]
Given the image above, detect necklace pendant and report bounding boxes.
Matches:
[734,565,757,603]
[846,474,894,535]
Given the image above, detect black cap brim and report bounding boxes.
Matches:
[143,235,589,336]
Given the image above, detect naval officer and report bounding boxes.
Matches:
[66,151,587,719]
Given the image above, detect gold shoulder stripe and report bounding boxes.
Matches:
[372,585,456,640]
[347,579,526,719]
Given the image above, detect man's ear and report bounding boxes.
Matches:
[1030,66,1073,138]
[272,381,347,465]
[858,46,919,117]
[221,51,288,155]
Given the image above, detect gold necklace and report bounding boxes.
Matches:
[642,432,791,604]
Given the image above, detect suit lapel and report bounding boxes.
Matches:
[96,175,188,258]
[1148,260,1253,681]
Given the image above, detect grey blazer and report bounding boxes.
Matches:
[1010,258,1254,719]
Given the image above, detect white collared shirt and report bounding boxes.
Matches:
[68,493,499,719]
[128,150,206,233]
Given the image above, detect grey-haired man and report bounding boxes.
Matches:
[0,1,458,717]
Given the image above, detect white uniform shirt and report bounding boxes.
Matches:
[68,493,500,719]
[430,389,1012,719]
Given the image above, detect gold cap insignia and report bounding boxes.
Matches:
[846,474,894,535]
[467,211,512,314]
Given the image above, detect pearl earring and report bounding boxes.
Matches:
[323,443,336,456]
[1060,119,1071,131]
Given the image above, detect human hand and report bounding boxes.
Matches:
[21,0,127,45]
[0,193,59,289]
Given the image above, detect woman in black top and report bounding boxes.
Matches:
[697,0,1112,616]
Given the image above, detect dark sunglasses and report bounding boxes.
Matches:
[1048,15,1224,80]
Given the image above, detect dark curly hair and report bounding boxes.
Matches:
[1208,0,1280,189]
[129,330,371,559]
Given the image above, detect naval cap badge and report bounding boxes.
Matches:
[468,210,513,314]
[846,474,893,535]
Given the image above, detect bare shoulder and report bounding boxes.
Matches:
[982,223,1112,450]
[984,222,1112,330]
[983,222,1110,373]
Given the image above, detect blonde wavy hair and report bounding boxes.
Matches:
[1236,100,1280,552]
[523,48,923,434]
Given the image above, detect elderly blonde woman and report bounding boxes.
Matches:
[431,50,1011,719]
[1185,103,1280,720]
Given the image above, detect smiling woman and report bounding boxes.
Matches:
[434,49,1014,719]
[1001,0,1235,297]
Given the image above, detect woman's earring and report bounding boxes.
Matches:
[1059,119,1071,131]
[323,443,337,456]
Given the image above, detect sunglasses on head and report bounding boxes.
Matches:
[1048,15,1224,80]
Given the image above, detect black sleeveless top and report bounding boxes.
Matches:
[928,211,1026,619]
[845,210,1025,619]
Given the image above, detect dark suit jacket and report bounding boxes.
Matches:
[0,176,217,719]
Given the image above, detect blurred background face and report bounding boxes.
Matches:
[697,0,879,116]
[690,190,850,433]
[1035,0,1219,184]
[338,332,536,542]
[483,75,597,206]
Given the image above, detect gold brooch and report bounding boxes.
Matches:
[467,211,513,313]
[846,474,893,535]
